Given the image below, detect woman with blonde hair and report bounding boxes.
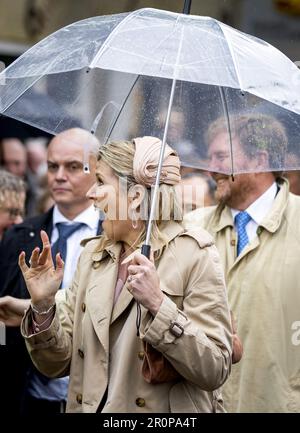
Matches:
[19,136,232,413]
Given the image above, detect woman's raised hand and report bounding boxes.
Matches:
[18,230,64,309]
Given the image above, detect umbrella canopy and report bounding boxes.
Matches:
[1,7,300,174]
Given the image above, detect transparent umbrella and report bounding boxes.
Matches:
[1,7,300,170]
[2,6,300,333]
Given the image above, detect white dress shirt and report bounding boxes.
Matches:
[52,204,99,289]
[231,182,278,244]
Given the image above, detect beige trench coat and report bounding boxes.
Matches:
[184,179,300,412]
[21,221,232,413]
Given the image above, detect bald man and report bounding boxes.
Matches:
[0,128,103,414]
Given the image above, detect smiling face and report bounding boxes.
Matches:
[87,159,143,245]
[208,131,262,208]
[47,131,96,217]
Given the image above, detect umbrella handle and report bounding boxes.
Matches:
[182,0,192,14]
[136,244,151,336]
[141,244,151,259]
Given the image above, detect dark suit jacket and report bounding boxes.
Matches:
[0,207,54,300]
[0,207,102,412]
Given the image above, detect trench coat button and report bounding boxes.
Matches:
[230,239,236,246]
[29,231,35,238]
[78,349,84,359]
[257,226,262,235]
[76,393,83,404]
[138,351,144,360]
[135,397,145,407]
[81,303,86,313]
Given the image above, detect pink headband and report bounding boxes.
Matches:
[132,136,181,187]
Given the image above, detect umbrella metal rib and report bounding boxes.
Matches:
[219,86,235,177]
[137,22,185,336]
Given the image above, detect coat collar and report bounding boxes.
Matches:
[151,220,185,252]
[211,178,289,235]
[86,221,184,332]
[111,221,184,324]
[87,220,184,264]
[258,178,289,233]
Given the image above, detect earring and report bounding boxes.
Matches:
[131,209,138,229]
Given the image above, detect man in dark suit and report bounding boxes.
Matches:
[0,128,103,414]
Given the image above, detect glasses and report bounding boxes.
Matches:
[0,207,24,219]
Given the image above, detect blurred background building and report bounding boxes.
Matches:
[1,0,300,65]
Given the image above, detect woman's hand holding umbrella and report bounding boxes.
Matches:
[127,253,164,316]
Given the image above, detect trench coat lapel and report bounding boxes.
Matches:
[86,221,184,338]
[110,246,141,324]
[110,280,134,324]
[111,221,184,324]
[86,243,122,352]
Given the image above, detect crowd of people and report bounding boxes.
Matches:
[0,110,299,414]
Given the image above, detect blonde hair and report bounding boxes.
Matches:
[97,139,183,250]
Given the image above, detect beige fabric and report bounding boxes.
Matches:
[184,179,300,413]
[133,136,181,186]
[21,221,232,413]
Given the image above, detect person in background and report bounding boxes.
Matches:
[179,169,216,211]
[0,169,25,240]
[285,169,300,195]
[0,128,103,414]
[26,137,48,179]
[35,174,55,214]
[284,152,300,195]
[0,137,38,217]
[156,108,198,165]
[184,113,300,412]
[0,138,27,178]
